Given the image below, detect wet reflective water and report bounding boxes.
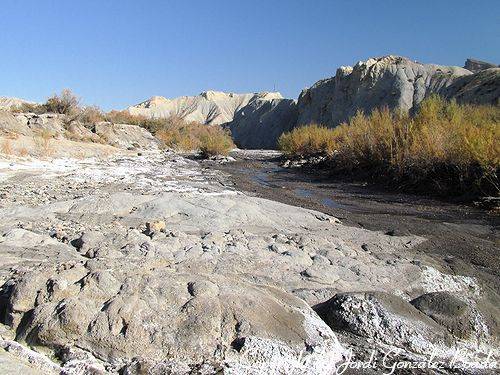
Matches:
[321,197,345,209]
[293,188,347,209]
[294,188,312,198]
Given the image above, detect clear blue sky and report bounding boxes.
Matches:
[1,0,498,110]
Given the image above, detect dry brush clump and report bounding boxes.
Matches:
[100,110,234,156]
[10,89,102,124]
[0,139,30,157]
[18,146,29,157]
[198,126,235,157]
[104,110,170,133]
[44,89,81,115]
[33,129,55,157]
[9,89,93,124]
[155,117,234,156]
[78,105,105,125]
[1,139,13,155]
[279,96,500,197]
[278,124,336,158]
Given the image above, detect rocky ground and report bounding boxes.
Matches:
[0,149,498,374]
[210,151,500,293]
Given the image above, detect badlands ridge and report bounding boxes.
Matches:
[127,56,499,148]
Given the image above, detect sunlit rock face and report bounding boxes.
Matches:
[296,55,474,128]
[127,91,283,125]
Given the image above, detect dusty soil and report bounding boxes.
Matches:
[207,150,500,294]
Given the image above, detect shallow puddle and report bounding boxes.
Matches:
[321,197,346,209]
[294,188,313,198]
[293,188,347,209]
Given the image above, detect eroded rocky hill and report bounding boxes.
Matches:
[127,91,283,125]
[296,56,499,128]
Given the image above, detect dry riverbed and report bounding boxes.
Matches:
[0,150,498,374]
[209,150,500,293]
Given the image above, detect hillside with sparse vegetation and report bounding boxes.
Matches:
[2,89,234,157]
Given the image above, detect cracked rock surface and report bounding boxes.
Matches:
[0,151,498,373]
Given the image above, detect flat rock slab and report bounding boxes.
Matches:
[0,151,497,372]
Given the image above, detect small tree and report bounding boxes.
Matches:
[44,89,80,115]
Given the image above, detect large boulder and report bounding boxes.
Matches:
[94,122,160,150]
[314,291,453,356]
[226,97,298,149]
[0,111,30,135]
[411,291,500,342]
[410,292,475,339]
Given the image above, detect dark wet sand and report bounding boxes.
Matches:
[206,151,500,294]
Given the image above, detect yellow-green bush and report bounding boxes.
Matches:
[279,96,500,196]
[156,119,234,156]
[199,126,235,157]
[278,124,336,157]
